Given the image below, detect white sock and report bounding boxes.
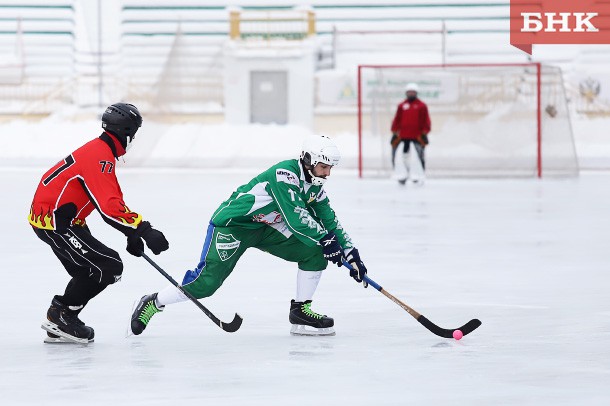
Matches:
[156,284,189,307]
[296,269,322,302]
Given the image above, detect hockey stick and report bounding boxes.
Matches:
[141,252,243,333]
[343,262,481,339]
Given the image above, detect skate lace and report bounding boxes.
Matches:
[301,302,322,319]
[138,301,160,325]
[58,308,85,326]
[72,315,85,326]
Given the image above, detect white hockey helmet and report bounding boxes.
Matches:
[300,135,341,186]
[405,82,419,93]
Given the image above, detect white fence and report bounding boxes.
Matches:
[1,1,610,117]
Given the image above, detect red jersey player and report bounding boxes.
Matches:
[28,103,169,344]
[390,83,431,184]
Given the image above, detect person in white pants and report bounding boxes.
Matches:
[390,82,431,184]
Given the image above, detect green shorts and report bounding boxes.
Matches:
[181,222,327,299]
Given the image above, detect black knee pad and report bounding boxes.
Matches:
[100,262,124,285]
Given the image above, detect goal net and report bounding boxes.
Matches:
[357,63,579,178]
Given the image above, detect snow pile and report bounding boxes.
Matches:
[0,113,359,171]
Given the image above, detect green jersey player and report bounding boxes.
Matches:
[130,135,368,336]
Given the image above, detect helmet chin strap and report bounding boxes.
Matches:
[304,164,326,186]
[300,158,328,186]
[309,169,326,186]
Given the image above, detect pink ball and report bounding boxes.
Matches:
[453,330,463,340]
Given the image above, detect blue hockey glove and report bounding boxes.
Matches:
[345,248,368,288]
[320,232,343,267]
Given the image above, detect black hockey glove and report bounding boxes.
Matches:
[320,232,343,267]
[345,248,368,288]
[390,133,401,148]
[419,133,429,146]
[126,221,169,257]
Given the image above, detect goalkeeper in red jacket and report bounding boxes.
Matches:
[391,82,431,184]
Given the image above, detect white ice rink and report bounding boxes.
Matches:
[2,168,609,405]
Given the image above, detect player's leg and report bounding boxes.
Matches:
[410,141,426,184]
[395,140,410,185]
[130,224,258,335]
[256,228,335,336]
[415,142,426,170]
[34,225,123,343]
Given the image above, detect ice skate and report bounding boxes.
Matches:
[41,297,94,344]
[44,332,80,344]
[391,171,407,186]
[289,300,335,336]
[130,293,164,336]
[409,176,425,186]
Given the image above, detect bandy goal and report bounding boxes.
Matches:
[357,63,579,178]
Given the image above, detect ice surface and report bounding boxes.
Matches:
[2,168,609,405]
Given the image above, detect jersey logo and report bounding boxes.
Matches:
[252,211,283,224]
[316,189,327,203]
[294,206,324,234]
[65,232,89,254]
[67,235,82,250]
[216,233,241,261]
[276,169,299,187]
[402,104,411,110]
[307,192,317,203]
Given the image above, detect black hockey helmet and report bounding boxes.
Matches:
[101,103,143,150]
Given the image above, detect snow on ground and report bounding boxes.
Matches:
[2,167,609,405]
[0,112,608,171]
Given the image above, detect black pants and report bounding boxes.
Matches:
[33,225,123,308]
[391,140,426,170]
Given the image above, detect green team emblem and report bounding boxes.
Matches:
[216,233,241,261]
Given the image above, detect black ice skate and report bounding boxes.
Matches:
[130,293,164,336]
[41,297,94,344]
[289,300,335,336]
